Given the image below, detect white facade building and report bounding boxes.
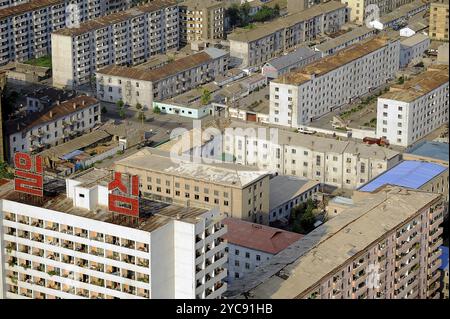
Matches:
[269,37,400,128]
[376,66,449,147]
[0,0,132,65]
[51,0,179,88]
[399,33,430,68]
[0,168,227,299]
[6,96,102,161]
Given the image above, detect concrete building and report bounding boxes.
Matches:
[0,0,28,9]
[261,47,320,79]
[0,0,132,66]
[269,37,399,127]
[357,160,449,202]
[268,175,320,223]
[51,0,180,88]
[375,0,430,30]
[399,33,430,68]
[439,246,449,299]
[95,48,229,109]
[404,141,449,166]
[0,168,227,299]
[225,121,402,190]
[179,0,225,44]
[429,0,449,41]
[314,25,376,57]
[228,1,348,68]
[0,70,6,162]
[376,66,449,147]
[287,0,323,14]
[343,0,416,25]
[114,148,272,225]
[223,218,302,283]
[4,96,101,161]
[226,185,445,299]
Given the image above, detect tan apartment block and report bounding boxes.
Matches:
[180,0,225,44]
[430,0,449,40]
[226,186,445,299]
[114,148,271,225]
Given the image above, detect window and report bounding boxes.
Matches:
[235,249,239,256]
[256,255,261,261]
[245,263,250,269]
[235,260,239,267]
[245,252,250,258]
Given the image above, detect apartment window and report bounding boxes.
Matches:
[165,181,170,186]
[156,178,161,184]
[224,201,229,206]
[235,260,239,267]
[194,195,200,200]
[185,184,190,190]
[360,163,366,173]
[256,255,261,261]
[398,106,403,111]
[235,273,240,279]
[245,263,250,270]
[204,197,209,202]
[383,112,388,117]
[235,249,240,256]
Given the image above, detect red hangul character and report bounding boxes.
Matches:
[14,152,43,197]
[108,172,139,217]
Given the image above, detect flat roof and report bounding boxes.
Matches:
[273,37,392,85]
[358,160,447,192]
[440,246,449,271]
[379,0,429,24]
[265,47,318,70]
[52,0,177,37]
[0,0,61,20]
[0,178,208,233]
[115,148,269,188]
[400,32,429,47]
[223,218,303,254]
[269,176,320,210]
[315,26,376,53]
[406,141,449,163]
[228,1,346,43]
[97,48,227,82]
[225,186,441,298]
[380,67,449,102]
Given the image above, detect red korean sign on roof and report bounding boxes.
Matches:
[108,172,139,217]
[14,152,44,197]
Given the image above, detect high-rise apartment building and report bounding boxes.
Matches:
[0,71,6,162]
[269,37,399,127]
[226,186,445,299]
[429,0,449,41]
[179,0,225,44]
[0,168,228,299]
[51,0,179,88]
[0,0,28,9]
[376,66,449,147]
[0,0,132,65]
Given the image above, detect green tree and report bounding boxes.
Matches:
[153,106,161,114]
[136,103,142,110]
[116,99,124,109]
[201,89,211,105]
[118,108,125,118]
[101,106,107,114]
[0,161,14,179]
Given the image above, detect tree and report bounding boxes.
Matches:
[153,106,161,114]
[0,161,14,179]
[201,89,211,105]
[118,108,125,118]
[101,106,107,114]
[227,4,241,28]
[136,103,142,110]
[116,100,124,109]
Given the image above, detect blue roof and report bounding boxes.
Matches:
[359,160,447,192]
[61,149,84,161]
[407,141,449,163]
[440,246,449,271]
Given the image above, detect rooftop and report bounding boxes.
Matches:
[114,148,269,188]
[406,141,449,163]
[379,0,429,25]
[52,0,177,37]
[380,67,449,102]
[0,0,61,20]
[230,87,270,115]
[0,175,209,233]
[269,176,320,211]
[400,32,429,47]
[228,1,346,43]
[5,96,99,135]
[223,218,303,255]
[226,186,441,298]
[315,26,376,53]
[264,46,319,70]
[358,160,448,192]
[273,37,392,85]
[97,48,227,82]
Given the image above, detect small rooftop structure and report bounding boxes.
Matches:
[406,141,449,163]
[269,176,320,211]
[358,160,448,192]
[223,218,303,255]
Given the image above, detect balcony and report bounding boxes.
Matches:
[428,259,442,275]
[429,238,443,254]
[429,227,443,243]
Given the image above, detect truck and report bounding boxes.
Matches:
[363,137,390,146]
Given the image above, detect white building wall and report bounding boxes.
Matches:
[226,243,272,283]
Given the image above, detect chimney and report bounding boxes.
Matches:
[56,100,60,105]
[82,100,85,106]
[49,111,53,118]
[73,103,77,110]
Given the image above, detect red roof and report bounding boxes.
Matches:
[223,218,303,255]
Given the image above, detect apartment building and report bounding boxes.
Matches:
[226,186,445,299]
[114,148,271,225]
[376,66,449,147]
[225,121,401,190]
[399,33,430,68]
[228,1,348,68]
[404,141,449,167]
[223,218,302,283]
[95,48,229,109]
[51,0,180,88]
[0,0,132,65]
[429,0,449,41]
[0,0,28,9]
[269,37,399,127]
[439,246,449,299]
[0,71,6,162]
[343,0,416,25]
[179,0,225,44]
[4,96,101,162]
[0,168,227,299]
